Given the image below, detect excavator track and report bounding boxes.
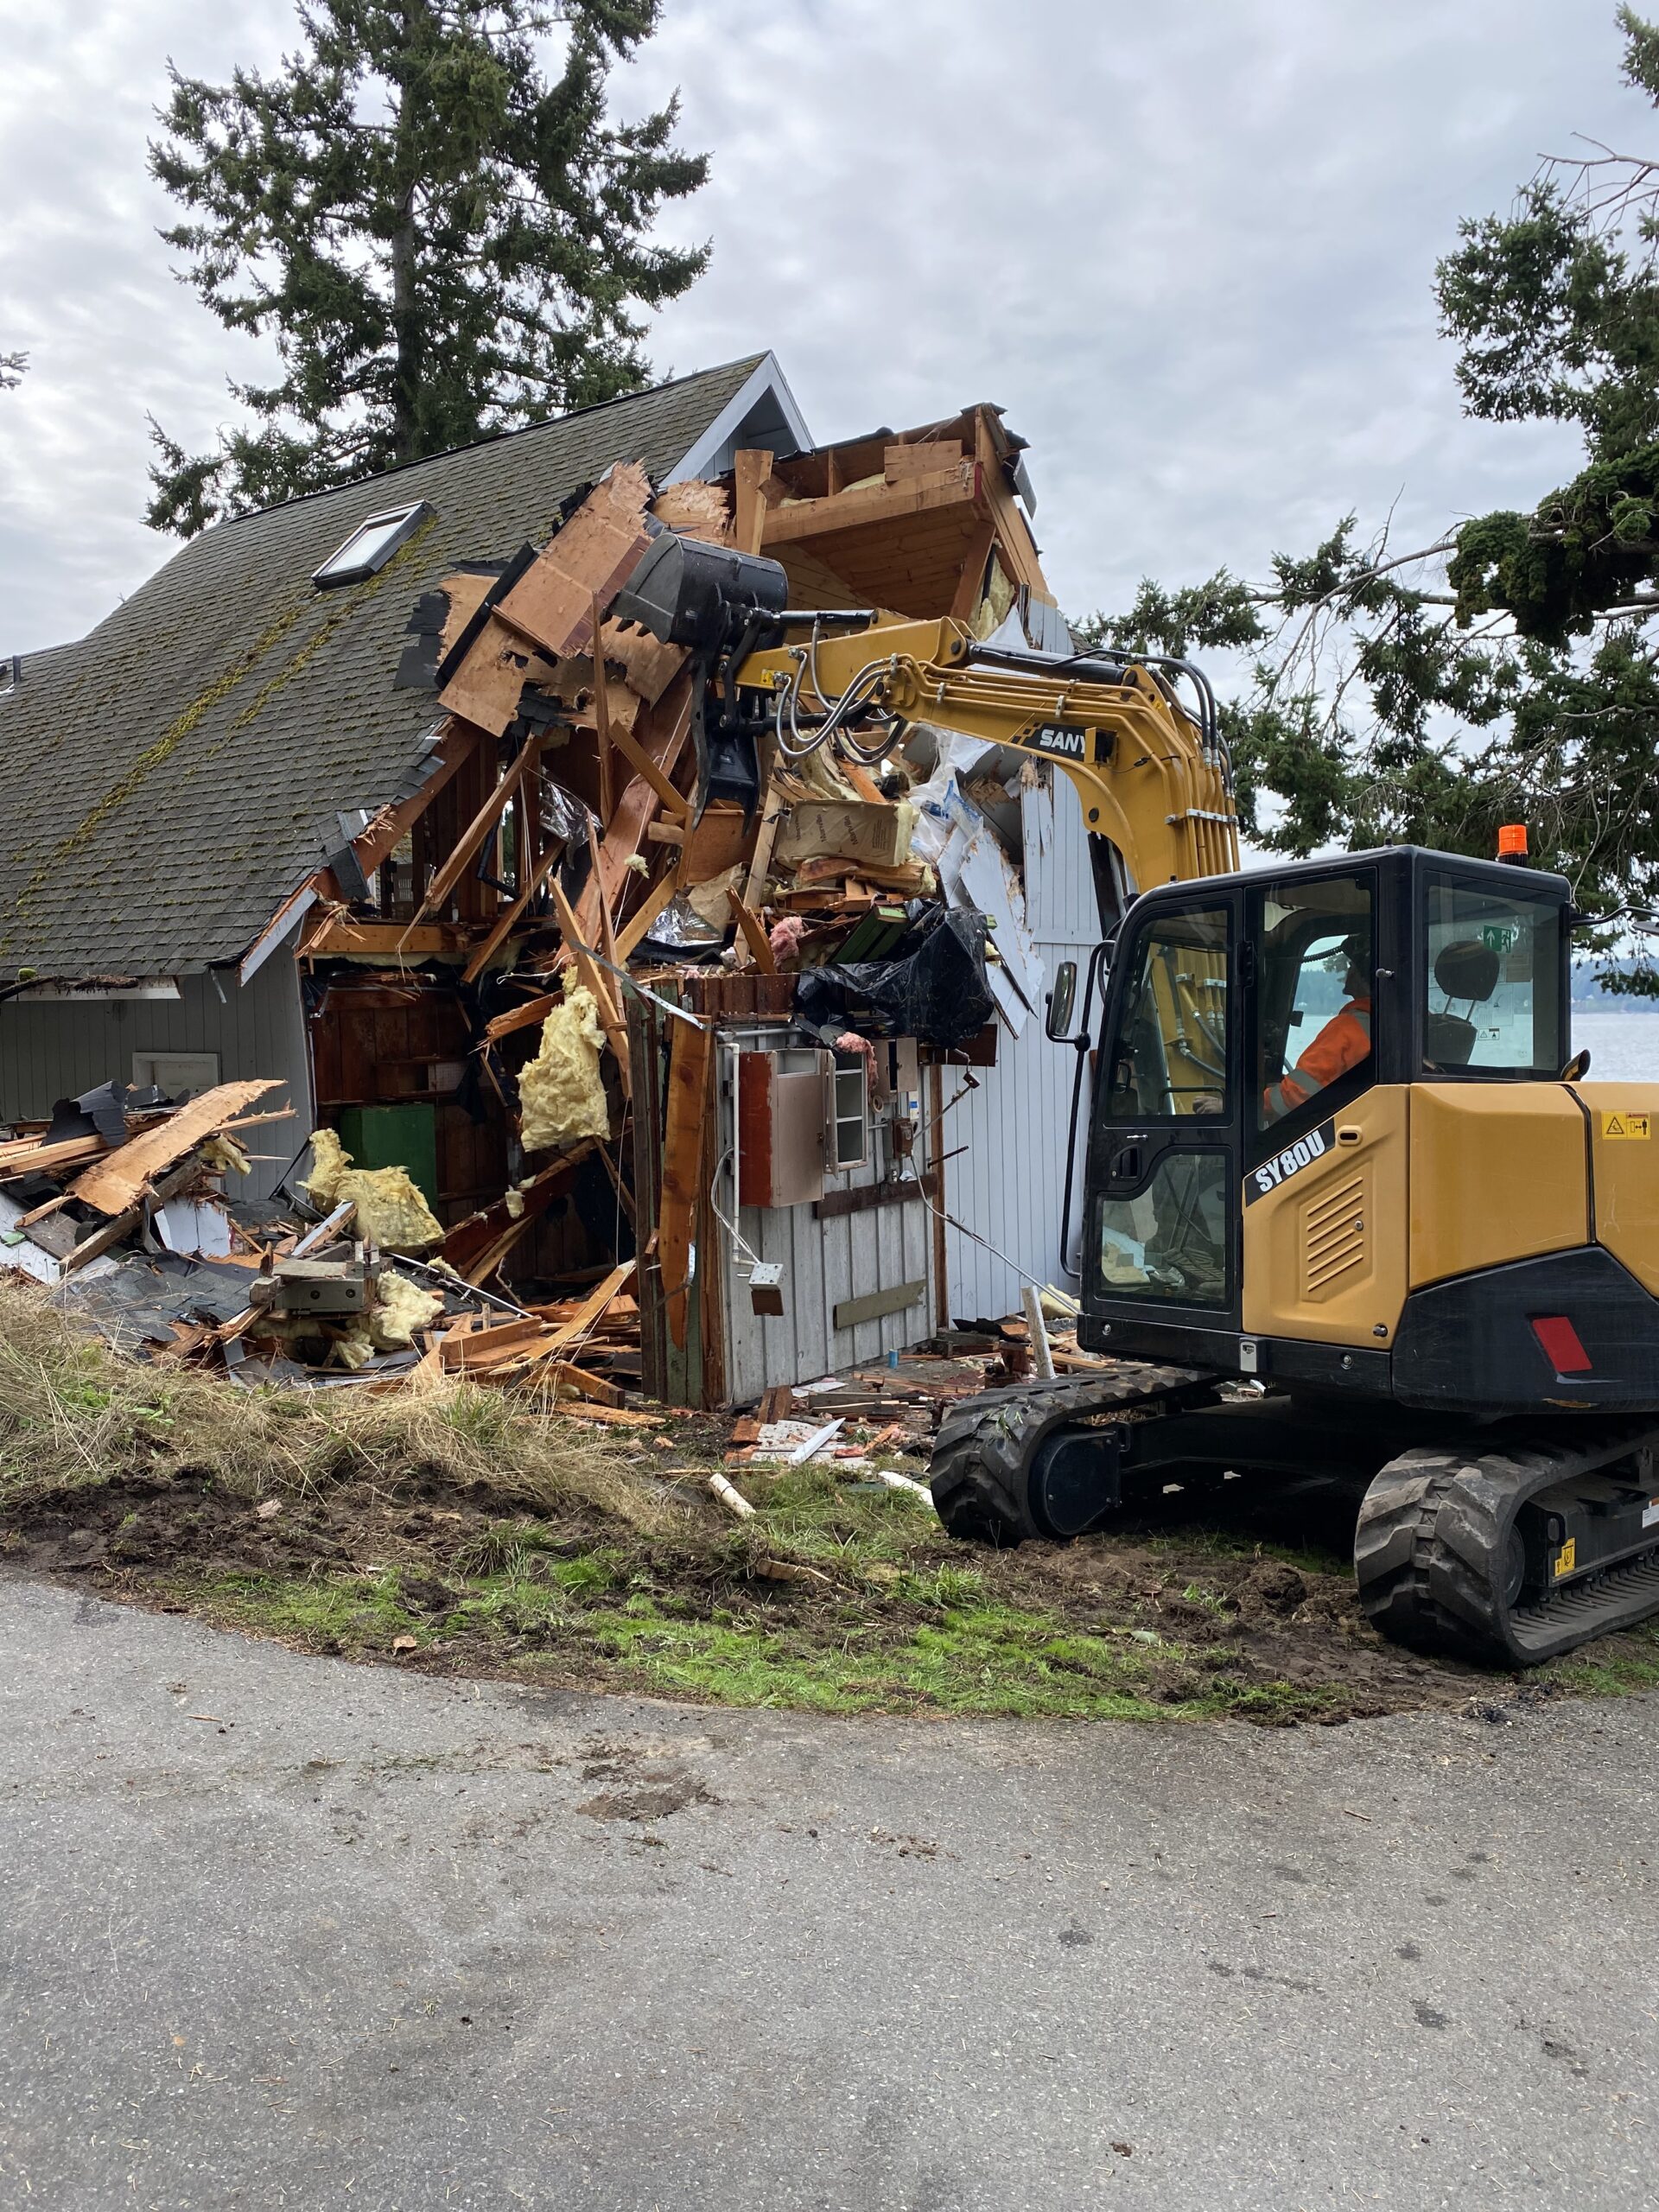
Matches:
[930,1364,1219,1544]
[1355,1426,1659,1668]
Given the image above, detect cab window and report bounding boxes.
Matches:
[1423,876,1562,1075]
[1103,906,1230,1120]
[1254,874,1376,1137]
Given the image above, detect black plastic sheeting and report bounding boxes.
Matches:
[794,909,994,1048]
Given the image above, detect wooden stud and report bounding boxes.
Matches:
[591,591,617,823]
[460,837,563,986]
[725,884,778,974]
[550,877,632,1093]
[399,745,532,944]
[613,871,677,961]
[658,1014,711,1351]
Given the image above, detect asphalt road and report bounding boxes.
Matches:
[1,1573,1654,2210]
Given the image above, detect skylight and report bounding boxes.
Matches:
[312,500,433,589]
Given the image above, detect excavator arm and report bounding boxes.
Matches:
[731,613,1240,890]
[608,534,1239,895]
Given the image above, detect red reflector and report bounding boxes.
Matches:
[1530,1315,1592,1376]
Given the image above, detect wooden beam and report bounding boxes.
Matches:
[303,918,475,958]
[741,778,786,909]
[613,871,677,961]
[725,884,777,974]
[596,702,691,823]
[586,816,622,982]
[543,1258,637,1351]
[399,745,531,944]
[949,515,999,623]
[352,719,485,880]
[591,592,616,822]
[759,461,977,548]
[550,878,632,1093]
[733,448,775,556]
[460,837,563,985]
[659,1014,711,1350]
[569,671,695,956]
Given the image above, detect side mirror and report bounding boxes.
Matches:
[1046,960,1080,1042]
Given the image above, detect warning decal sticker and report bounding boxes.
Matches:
[1601,1111,1652,1141]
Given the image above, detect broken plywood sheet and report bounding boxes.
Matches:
[499,462,654,660]
[67,1081,283,1217]
[599,616,684,707]
[938,820,1044,1038]
[436,613,556,737]
[519,988,610,1149]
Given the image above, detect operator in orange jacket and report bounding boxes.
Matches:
[1262,933,1372,1122]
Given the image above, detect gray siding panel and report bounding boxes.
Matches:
[712,1033,935,1406]
[0,960,313,1203]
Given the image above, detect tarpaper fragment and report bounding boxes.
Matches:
[518,986,611,1149]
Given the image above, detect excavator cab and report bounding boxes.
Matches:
[1071,845,1572,1382]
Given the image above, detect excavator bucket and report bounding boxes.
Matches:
[611,534,789,820]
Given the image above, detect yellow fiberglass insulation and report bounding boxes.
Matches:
[518,985,610,1150]
[301,1127,445,1254]
[370,1268,443,1351]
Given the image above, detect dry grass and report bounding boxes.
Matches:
[0,1280,680,1535]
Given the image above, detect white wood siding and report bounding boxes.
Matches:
[711,1032,934,1403]
[943,766,1100,1319]
[0,961,313,1202]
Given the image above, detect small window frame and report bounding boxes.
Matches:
[312,500,434,590]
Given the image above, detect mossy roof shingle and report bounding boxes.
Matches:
[0,357,763,978]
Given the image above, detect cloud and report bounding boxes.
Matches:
[0,0,1649,652]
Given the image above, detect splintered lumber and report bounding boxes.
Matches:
[650,479,733,543]
[0,1134,106,1184]
[484,992,559,1044]
[67,1081,283,1217]
[437,615,555,736]
[402,745,533,943]
[555,1401,664,1428]
[613,872,677,961]
[594,702,690,821]
[742,779,786,908]
[571,669,696,951]
[658,1011,711,1349]
[733,448,776,556]
[1021,1283,1056,1382]
[550,878,631,1091]
[348,718,485,883]
[440,1142,594,1283]
[497,463,654,659]
[585,816,623,981]
[788,1418,845,1465]
[726,884,778,974]
[591,592,617,821]
[461,837,563,985]
[543,1258,637,1351]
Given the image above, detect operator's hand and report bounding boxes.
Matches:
[1190,1093,1224,1116]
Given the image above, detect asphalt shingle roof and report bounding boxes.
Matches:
[0,357,764,979]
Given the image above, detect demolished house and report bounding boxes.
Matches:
[0,353,1104,1407]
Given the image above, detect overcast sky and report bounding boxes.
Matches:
[0,0,1647,654]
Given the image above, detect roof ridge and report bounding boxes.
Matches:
[211,356,770,536]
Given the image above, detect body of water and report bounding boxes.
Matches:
[1570,1009,1659,1080]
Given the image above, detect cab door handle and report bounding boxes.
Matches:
[1108,1144,1142,1181]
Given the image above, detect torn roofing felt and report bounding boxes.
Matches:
[0,357,770,981]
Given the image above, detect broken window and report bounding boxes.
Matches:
[313,502,433,589]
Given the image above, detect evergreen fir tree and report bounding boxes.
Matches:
[147,1,709,535]
[1082,8,1659,988]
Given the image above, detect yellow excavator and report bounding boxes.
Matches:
[614,531,1659,1668]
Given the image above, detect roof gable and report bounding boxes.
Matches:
[0,356,782,979]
